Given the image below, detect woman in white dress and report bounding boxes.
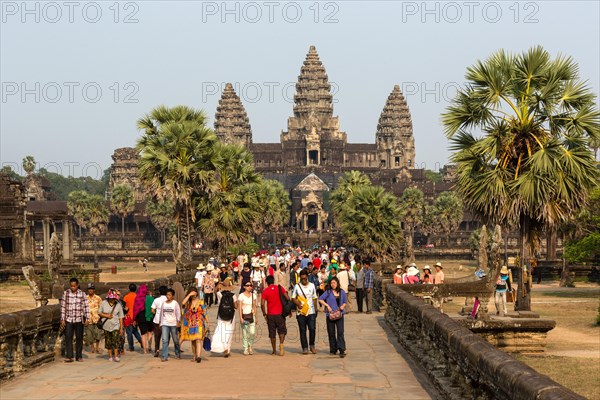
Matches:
[211,278,238,357]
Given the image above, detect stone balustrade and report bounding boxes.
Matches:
[0,271,196,381]
[383,282,584,400]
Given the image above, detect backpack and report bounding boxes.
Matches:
[279,285,295,318]
[218,291,235,321]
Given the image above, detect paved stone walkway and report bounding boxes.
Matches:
[1,305,434,399]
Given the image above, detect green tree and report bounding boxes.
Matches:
[443,46,600,310]
[136,105,216,261]
[86,194,109,268]
[398,188,426,262]
[331,171,371,224]
[67,190,90,244]
[196,143,261,256]
[246,179,291,240]
[146,198,175,246]
[431,192,464,246]
[424,169,442,183]
[110,184,135,238]
[22,156,36,175]
[338,185,403,261]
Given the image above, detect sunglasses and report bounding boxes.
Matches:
[244,284,253,287]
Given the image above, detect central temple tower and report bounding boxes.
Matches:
[280,45,347,167]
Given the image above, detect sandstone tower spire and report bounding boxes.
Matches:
[281,46,346,167]
[214,83,252,147]
[293,45,333,119]
[376,85,415,169]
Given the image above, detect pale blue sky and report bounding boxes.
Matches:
[1,0,599,178]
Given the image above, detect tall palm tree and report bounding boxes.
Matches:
[196,143,261,256]
[110,184,135,239]
[443,46,600,310]
[146,198,175,247]
[339,185,403,261]
[429,192,463,247]
[331,170,371,224]
[67,190,90,247]
[83,194,109,268]
[245,179,291,239]
[22,156,36,175]
[398,187,426,262]
[136,106,216,261]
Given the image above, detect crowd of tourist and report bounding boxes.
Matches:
[392,262,445,285]
[59,246,379,363]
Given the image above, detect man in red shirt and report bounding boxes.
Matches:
[312,255,321,270]
[261,275,290,356]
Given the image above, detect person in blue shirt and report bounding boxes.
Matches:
[494,265,513,316]
[318,277,348,358]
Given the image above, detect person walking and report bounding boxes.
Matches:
[238,281,257,355]
[151,286,168,357]
[354,263,365,313]
[98,288,124,362]
[364,261,374,314]
[133,284,150,354]
[291,269,319,355]
[261,275,289,356]
[60,277,90,363]
[319,277,348,358]
[181,287,209,363]
[123,283,143,353]
[274,262,289,289]
[203,265,216,308]
[84,283,102,354]
[495,266,513,316]
[143,286,155,353]
[336,263,355,313]
[159,288,182,361]
[212,278,237,357]
[239,262,252,293]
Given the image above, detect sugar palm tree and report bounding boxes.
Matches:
[331,170,371,224]
[398,188,426,262]
[430,192,463,247]
[196,143,261,256]
[110,184,135,239]
[246,179,291,239]
[22,156,36,175]
[136,106,216,261]
[146,198,175,247]
[339,185,403,261]
[84,194,109,268]
[67,190,90,247]
[443,46,600,310]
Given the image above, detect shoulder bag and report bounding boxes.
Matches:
[97,301,117,330]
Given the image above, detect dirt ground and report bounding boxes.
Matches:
[1,259,598,398]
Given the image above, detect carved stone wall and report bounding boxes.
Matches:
[0,174,33,264]
[383,283,584,400]
[0,271,196,381]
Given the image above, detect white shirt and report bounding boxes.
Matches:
[239,292,255,314]
[251,270,265,282]
[291,282,318,315]
[151,295,166,324]
[337,269,355,292]
[160,300,181,327]
[195,271,206,286]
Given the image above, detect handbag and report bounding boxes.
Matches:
[97,301,117,330]
[279,285,295,317]
[242,313,254,323]
[327,290,343,321]
[203,331,212,351]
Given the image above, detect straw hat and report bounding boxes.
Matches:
[395,265,403,271]
[423,265,432,272]
[206,264,214,271]
[407,266,419,276]
[196,264,206,270]
[435,262,442,268]
[500,265,509,274]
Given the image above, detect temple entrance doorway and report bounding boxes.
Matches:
[307,214,318,230]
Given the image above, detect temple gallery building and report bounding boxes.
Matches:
[109,45,454,232]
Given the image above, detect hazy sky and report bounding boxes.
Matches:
[1,0,599,179]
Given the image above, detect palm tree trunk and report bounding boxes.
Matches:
[516,215,532,311]
[93,236,99,268]
[121,216,125,238]
[180,206,192,262]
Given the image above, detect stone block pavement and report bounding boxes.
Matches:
[1,300,437,399]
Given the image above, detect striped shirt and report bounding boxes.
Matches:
[61,289,90,323]
[364,268,375,289]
